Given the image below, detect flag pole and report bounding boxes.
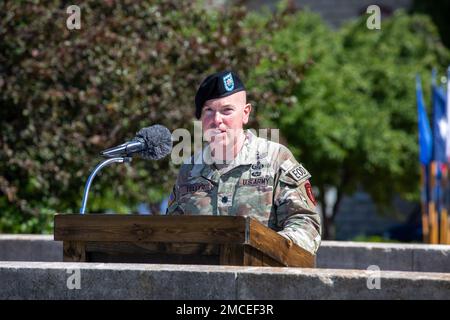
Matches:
[430,69,441,244]
[417,73,433,244]
[420,164,430,243]
[440,164,448,244]
[429,161,439,244]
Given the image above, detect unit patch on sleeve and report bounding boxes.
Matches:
[287,164,311,183]
[304,181,317,205]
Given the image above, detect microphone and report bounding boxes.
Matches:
[101,124,173,160]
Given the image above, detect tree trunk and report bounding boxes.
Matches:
[321,185,343,240]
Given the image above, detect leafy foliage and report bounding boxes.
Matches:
[0,1,284,232]
[249,9,450,237]
[1,1,449,237]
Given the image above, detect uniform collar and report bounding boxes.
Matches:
[231,130,260,165]
[189,130,267,180]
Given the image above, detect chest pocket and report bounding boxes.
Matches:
[231,160,275,221]
[238,160,274,191]
[177,179,215,215]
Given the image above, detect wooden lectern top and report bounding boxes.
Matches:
[54,214,315,268]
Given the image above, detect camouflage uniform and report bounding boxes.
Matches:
[166,130,321,254]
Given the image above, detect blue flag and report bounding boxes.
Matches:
[446,67,450,161]
[432,80,447,163]
[416,75,432,165]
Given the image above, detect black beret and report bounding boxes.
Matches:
[195,70,245,119]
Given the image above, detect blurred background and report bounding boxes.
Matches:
[1,0,449,242]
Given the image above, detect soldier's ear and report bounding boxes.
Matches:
[242,103,252,125]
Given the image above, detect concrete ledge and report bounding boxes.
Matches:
[0,235,62,262]
[0,262,449,300]
[317,241,450,273]
[1,235,449,273]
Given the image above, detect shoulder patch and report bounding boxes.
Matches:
[304,181,317,205]
[279,163,311,186]
[280,159,296,172]
[287,164,311,183]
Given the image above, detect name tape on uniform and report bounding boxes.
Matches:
[179,182,213,196]
[241,176,270,187]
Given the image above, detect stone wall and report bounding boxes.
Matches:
[1,235,449,273]
[0,261,448,299]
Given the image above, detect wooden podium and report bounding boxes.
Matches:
[54,215,315,267]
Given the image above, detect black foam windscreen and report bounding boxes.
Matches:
[135,125,172,160]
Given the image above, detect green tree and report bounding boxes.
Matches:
[250,9,450,239]
[0,1,286,233]
[2,1,449,240]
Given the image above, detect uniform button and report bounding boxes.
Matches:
[222,196,228,203]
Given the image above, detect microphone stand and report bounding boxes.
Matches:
[80,157,132,214]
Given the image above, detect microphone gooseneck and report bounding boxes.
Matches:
[81,124,172,214]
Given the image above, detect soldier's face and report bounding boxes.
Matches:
[201,91,251,149]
